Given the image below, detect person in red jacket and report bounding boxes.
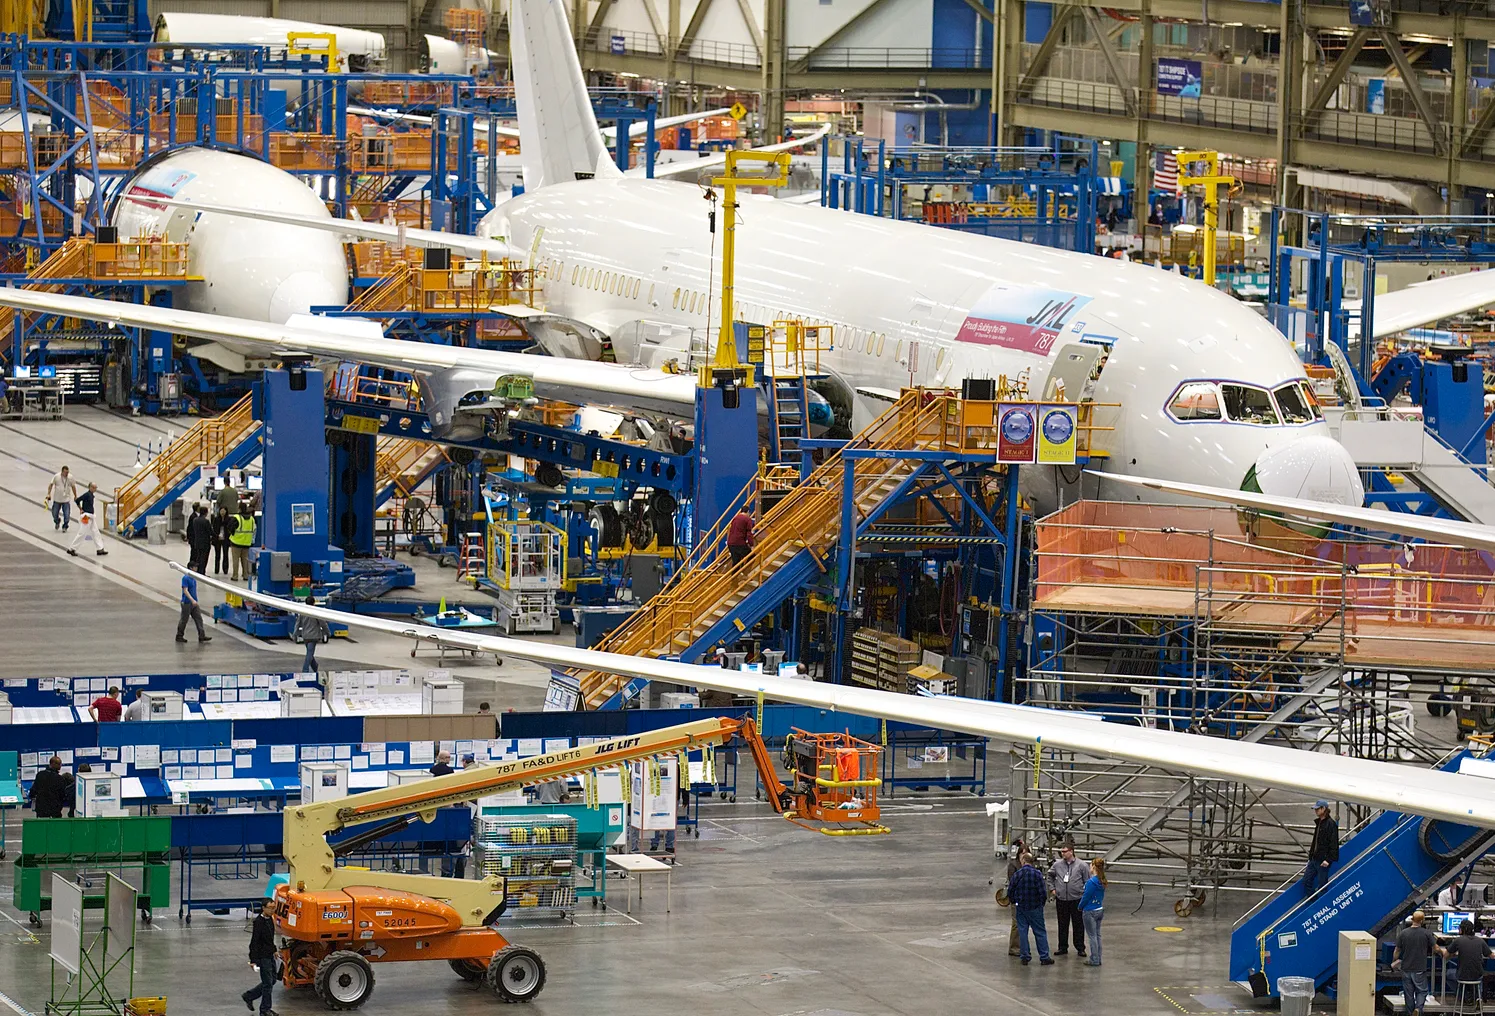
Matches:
[726,509,756,565]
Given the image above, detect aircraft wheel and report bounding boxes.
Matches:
[486,945,546,1003]
[449,958,486,983]
[314,950,375,1010]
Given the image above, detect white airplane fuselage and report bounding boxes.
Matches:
[488,178,1361,512]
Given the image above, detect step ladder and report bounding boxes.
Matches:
[570,390,955,709]
[766,375,809,462]
[458,532,487,583]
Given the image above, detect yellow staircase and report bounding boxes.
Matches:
[113,392,260,535]
[375,437,447,501]
[0,239,93,364]
[572,391,961,708]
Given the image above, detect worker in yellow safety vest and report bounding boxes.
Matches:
[229,507,255,582]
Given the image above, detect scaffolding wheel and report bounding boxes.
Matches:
[28,912,40,927]
[185,912,192,926]
[693,829,700,838]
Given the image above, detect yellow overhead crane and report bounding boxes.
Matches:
[1175,150,1237,287]
[700,148,792,395]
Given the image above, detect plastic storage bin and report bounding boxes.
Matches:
[1277,976,1315,1016]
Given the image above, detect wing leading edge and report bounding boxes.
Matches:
[1372,270,1495,339]
[0,288,698,415]
[1092,470,1495,553]
[177,565,1495,828]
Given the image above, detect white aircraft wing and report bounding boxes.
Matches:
[346,106,730,142]
[179,565,1495,828]
[0,289,698,414]
[158,199,516,260]
[1094,470,1495,553]
[1372,271,1495,339]
[638,124,833,180]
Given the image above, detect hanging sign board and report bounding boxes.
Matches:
[1037,404,1079,464]
[996,404,1037,463]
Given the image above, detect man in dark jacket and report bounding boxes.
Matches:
[1007,853,1054,965]
[1301,800,1340,897]
[185,502,214,573]
[28,756,67,818]
[241,899,279,1015]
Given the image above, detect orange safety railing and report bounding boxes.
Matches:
[345,251,540,317]
[114,393,259,534]
[375,437,447,500]
[572,390,972,707]
[0,238,94,358]
[88,239,194,279]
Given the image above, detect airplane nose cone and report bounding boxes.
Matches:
[1250,435,1365,507]
[269,270,346,324]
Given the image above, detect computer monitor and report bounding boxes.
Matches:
[247,475,263,491]
[1444,912,1474,935]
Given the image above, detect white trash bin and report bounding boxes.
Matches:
[1278,976,1315,1016]
[146,515,167,546]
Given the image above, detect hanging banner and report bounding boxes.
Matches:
[1037,404,1079,464]
[1156,58,1203,98]
[954,283,1093,356]
[1366,78,1386,114]
[996,404,1038,464]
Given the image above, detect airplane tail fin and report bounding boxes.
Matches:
[510,0,622,190]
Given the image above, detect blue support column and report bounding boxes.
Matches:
[256,367,345,595]
[691,382,759,549]
[329,432,377,557]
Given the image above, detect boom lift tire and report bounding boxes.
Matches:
[486,945,546,1003]
[449,958,487,982]
[314,950,376,1010]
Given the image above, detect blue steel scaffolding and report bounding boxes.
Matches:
[820,136,1099,252]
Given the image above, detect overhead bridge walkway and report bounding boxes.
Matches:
[1229,750,1495,999]
[568,390,1058,710]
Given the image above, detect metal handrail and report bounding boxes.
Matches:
[113,393,257,531]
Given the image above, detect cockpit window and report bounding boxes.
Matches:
[1273,381,1321,424]
[1168,382,1222,421]
[1220,383,1281,425]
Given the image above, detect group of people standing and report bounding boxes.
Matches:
[185,480,257,581]
[1005,842,1109,967]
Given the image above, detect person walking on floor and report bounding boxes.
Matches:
[726,508,756,565]
[46,465,78,531]
[176,570,212,644]
[185,502,213,572]
[27,756,67,817]
[1301,800,1340,897]
[66,482,109,558]
[229,503,255,581]
[212,507,231,575]
[1007,852,1054,966]
[1080,858,1108,967]
[1393,910,1438,1016]
[1050,843,1091,957]
[241,899,279,1016]
[294,597,329,674]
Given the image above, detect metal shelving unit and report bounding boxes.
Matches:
[474,814,577,921]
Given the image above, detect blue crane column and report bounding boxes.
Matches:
[255,364,345,594]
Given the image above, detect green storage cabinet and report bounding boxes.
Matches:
[13,817,172,924]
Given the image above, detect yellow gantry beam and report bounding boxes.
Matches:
[1175,150,1237,288]
[706,149,792,382]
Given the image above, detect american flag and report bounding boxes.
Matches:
[1153,150,1179,194]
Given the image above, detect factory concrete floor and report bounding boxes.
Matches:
[0,404,1306,1014]
[0,793,1266,1016]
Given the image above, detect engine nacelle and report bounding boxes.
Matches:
[420,367,517,443]
[111,147,349,324]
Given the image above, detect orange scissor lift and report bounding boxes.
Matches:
[737,717,890,836]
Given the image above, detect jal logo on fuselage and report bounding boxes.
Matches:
[1026,297,1081,333]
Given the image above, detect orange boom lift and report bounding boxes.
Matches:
[736,717,889,835]
[269,717,740,1009]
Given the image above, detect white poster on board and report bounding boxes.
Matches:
[628,757,677,831]
[50,876,83,974]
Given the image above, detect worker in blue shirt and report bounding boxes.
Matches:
[175,572,212,643]
[1006,852,1054,965]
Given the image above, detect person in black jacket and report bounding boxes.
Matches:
[1301,800,1340,897]
[241,899,279,1015]
[185,502,214,573]
[28,757,67,818]
[212,508,232,575]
